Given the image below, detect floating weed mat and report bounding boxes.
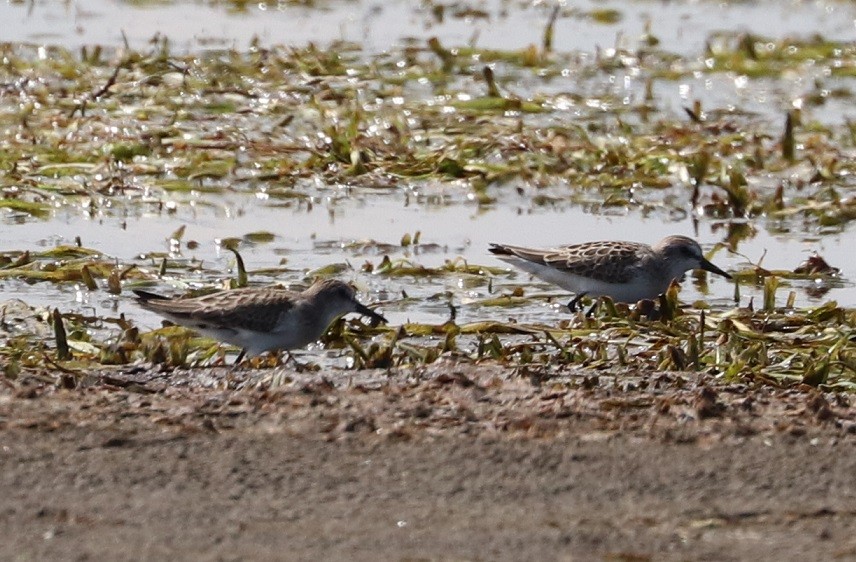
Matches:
[0,36,854,230]
[705,32,856,78]
[0,245,148,287]
[1,293,855,391]
[0,241,852,389]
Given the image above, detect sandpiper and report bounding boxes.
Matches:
[489,235,731,312]
[133,278,387,364]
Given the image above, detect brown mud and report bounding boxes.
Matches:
[1,362,855,561]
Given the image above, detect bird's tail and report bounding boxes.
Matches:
[488,243,513,256]
[132,289,168,303]
[489,243,550,265]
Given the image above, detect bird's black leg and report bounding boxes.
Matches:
[567,292,588,313]
[585,298,600,317]
[281,351,308,372]
[234,349,247,365]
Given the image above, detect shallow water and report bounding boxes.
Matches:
[5,0,855,58]
[3,186,850,327]
[1,0,855,348]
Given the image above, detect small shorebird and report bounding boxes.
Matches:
[133,279,387,364]
[489,235,731,312]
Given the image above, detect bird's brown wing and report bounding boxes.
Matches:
[139,287,298,332]
[541,241,649,284]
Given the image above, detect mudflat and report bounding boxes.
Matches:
[1,362,854,561]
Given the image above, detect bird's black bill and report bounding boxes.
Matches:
[355,302,388,325]
[699,258,732,280]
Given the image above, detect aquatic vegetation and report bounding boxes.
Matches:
[0,34,853,225]
[0,241,851,391]
[1,26,855,390]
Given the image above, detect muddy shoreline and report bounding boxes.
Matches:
[1,362,854,560]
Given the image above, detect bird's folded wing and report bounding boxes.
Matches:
[143,289,297,333]
[542,246,640,284]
